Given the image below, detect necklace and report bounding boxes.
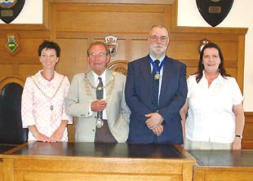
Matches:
[84,72,115,101]
[84,72,115,128]
[31,75,65,111]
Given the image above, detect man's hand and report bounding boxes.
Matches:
[151,124,164,136]
[145,112,163,130]
[91,100,107,112]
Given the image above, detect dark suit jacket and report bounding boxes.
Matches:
[125,55,187,144]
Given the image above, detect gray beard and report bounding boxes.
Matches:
[150,52,166,59]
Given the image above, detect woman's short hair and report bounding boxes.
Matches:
[38,40,61,57]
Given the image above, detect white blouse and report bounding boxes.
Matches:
[21,70,72,141]
[185,73,243,143]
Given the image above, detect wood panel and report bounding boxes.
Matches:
[56,38,89,80]
[0,30,49,83]
[0,0,250,146]
[54,4,172,33]
[0,160,2,181]
[194,167,253,181]
[242,112,253,149]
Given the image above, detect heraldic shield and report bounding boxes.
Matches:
[196,0,234,27]
[0,0,25,24]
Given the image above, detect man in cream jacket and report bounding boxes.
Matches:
[65,41,130,143]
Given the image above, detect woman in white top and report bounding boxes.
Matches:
[180,42,245,150]
[22,40,72,142]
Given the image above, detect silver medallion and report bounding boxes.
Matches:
[50,105,54,111]
[96,118,104,128]
[154,73,160,80]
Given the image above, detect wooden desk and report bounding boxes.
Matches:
[189,150,253,181]
[0,142,195,181]
[0,145,18,181]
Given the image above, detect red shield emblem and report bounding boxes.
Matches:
[0,0,26,24]
[196,0,234,27]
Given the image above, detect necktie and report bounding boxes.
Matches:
[96,77,103,120]
[152,60,160,111]
[96,77,103,100]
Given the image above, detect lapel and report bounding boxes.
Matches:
[105,69,113,87]
[140,56,153,91]
[86,71,96,98]
[105,70,114,118]
[105,69,114,103]
[160,57,172,99]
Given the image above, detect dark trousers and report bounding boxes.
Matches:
[95,119,117,143]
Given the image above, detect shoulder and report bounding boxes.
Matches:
[113,71,126,78]
[26,71,40,81]
[128,56,148,66]
[25,72,38,84]
[166,57,186,67]
[55,71,69,82]
[186,74,198,88]
[109,71,126,83]
[72,73,85,80]
[223,76,238,86]
[224,76,236,81]
[24,76,33,88]
[187,74,197,81]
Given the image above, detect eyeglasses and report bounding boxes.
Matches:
[89,52,106,58]
[150,35,168,42]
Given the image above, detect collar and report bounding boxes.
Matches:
[36,70,59,84]
[149,54,166,63]
[201,71,224,84]
[92,69,107,83]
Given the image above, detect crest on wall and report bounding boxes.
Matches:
[105,35,118,56]
[0,0,26,24]
[196,0,234,27]
[5,33,20,55]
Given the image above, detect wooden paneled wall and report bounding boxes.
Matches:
[243,113,253,149]
[0,0,251,147]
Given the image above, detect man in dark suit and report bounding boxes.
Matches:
[125,25,187,144]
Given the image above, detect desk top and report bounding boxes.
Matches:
[11,142,185,159]
[189,150,253,167]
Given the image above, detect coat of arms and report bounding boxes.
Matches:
[196,0,234,27]
[0,0,26,24]
[105,35,118,56]
[5,33,20,55]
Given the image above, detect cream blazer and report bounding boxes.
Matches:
[65,70,130,142]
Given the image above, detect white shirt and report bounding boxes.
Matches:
[22,70,73,141]
[185,73,243,143]
[149,54,165,102]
